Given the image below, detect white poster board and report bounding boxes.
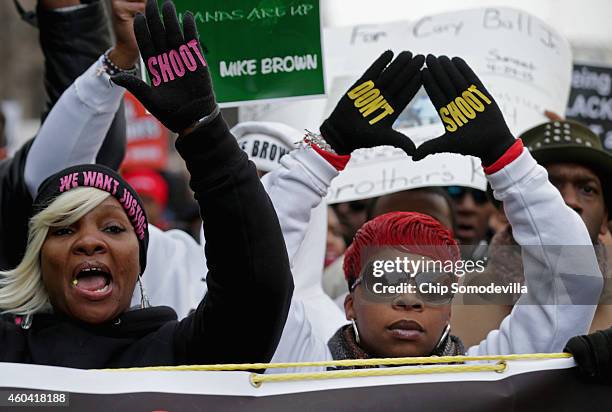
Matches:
[241,7,572,202]
[324,7,572,135]
[326,124,488,203]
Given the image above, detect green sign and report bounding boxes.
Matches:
[170,0,324,105]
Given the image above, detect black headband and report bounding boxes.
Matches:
[34,164,149,275]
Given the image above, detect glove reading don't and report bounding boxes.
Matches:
[111,0,218,133]
[319,50,424,156]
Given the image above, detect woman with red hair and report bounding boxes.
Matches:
[337,211,463,359]
[269,54,603,371]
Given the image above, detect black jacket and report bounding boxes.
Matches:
[0,1,126,270]
[37,0,126,170]
[0,116,294,368]
[0,141,34,271]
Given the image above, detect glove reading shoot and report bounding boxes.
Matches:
[147,38,207,86]
[112,0,218,134]
[413,55,515,166]
[439,84,492,132]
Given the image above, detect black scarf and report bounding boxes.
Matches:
[327,324,465,370]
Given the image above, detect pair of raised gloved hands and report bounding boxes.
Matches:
[320,50,515,165]
[112,0,515,166]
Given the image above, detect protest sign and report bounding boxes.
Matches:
[243,7,572,131]
[241,8,572,203]
[167,0,324,106]
[323,7,572,136]
[0,358,609,411]
[121,92,168,171]
[326,124,487,204]
[566,63,612,152]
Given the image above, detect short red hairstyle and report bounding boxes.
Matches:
[343,212,460,288]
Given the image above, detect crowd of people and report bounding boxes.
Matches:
[0,0,611,385]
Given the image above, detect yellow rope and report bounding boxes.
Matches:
[249,361,508,387]
[100,352,571,372]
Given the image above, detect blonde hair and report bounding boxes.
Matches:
[0,187,110,315]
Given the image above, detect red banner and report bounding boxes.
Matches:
[121,92,168,171]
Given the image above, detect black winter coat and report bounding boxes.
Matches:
[0,1,126,270]
[0,117,294,368]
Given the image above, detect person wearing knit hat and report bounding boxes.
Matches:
[0,164,150,326]
[0,0,292,369]
[34,164,150,274]
[232,121,301,175]
[123,168,169,228]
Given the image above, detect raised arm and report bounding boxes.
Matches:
[469,144,602,354]
[137,138,341,319]
[37,0,113,112]
[174,115,293,363]
[261,146,340,264]
[414,55,602,355]
[36,0,143,169]
[24,56,124,197]
[271,50,428,368]
[112,0,292,364]
[25,0,145,197]
[0,2,142,269]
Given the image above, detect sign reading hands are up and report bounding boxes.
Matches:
[165,0,324,106]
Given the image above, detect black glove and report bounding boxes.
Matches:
[111,0,217,133]
[565,327,612,384]
[320,50,424,156]
[413,55,515,166]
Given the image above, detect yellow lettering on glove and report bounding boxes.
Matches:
[359,95,386,117]
[347,81,395,125]
[438,85,492,132]
[369,103,394,125]
[447,101,467,127]
[468,84,492,105]
[348,80,375,98]
[440,107,457,132]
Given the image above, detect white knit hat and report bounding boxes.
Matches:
[231,121,301,172]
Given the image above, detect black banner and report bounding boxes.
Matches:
[566,63,612,152]
[1,367,610,412]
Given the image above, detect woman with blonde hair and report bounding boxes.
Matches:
[0,0,293,368]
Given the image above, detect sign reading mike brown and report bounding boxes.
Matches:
[167,0,324,106]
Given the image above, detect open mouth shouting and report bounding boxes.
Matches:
[71,262,114,301]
